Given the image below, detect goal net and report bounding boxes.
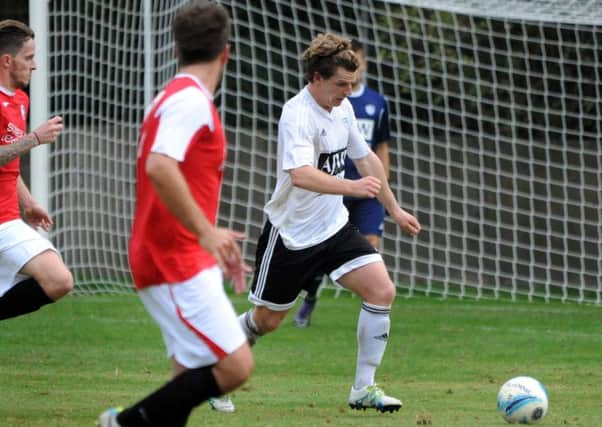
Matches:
[42,0,602,303]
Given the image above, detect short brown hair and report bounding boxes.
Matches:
[172,1,231,65]
[0,20,34,56]
[301,33,358,82]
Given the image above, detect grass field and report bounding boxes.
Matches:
[1,291,601,426]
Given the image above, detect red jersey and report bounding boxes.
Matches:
[129,74,227,289]
[0,87,29,225]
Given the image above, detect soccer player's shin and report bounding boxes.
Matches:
[238,309,261,345]
[116,366,220,427]
[0,278,54,320]
[354,302,391,389]
[348,301,401,413]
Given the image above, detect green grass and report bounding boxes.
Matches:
[1,291,601,426]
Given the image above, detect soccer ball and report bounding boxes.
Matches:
[497,376,548,424]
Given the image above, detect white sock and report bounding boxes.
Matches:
[353,302,391,390]
[238,309,261,346]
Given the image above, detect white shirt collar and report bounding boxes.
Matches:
[349,83,365,99]
[174,73,213,100]
[0,86,16,97]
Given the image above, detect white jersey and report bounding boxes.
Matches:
[265,86,371,249]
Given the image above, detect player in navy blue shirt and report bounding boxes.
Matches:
[293,39,391,327]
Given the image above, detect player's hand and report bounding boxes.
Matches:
[22,204,53,231]
[225,258,253,294]
[32,116,63,145]
[390,207,421,236]
[350,176,381,198]
[200,228,251,294]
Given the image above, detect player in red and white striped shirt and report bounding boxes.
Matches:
[0,19,72,321]
[99,3,253,426]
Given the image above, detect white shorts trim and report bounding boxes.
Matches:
[329,253,383,282]
[0,219,57,297]
[247,293,296,312]
[138,265,246,368]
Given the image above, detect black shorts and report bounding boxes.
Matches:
[249,220,381,310]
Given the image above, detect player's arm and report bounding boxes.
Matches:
[145,153,243,252]
[0,134,38,167]
[17,176,53,230]
[289,165,381,199]
[146,153,213,238]
[17,175,35,209]
[0,116,63,167]
[149,91,249,290]
[353,151,420,236]
[146,153,249,290]
[374,141,390,180]
[283,102,381,198]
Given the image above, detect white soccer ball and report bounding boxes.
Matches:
[497,376,548,424]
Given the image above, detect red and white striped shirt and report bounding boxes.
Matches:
[0,86,29,225]
[129,74,227,289]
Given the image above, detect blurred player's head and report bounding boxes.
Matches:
[302,33,359,110]
[172,1,231,67]
[351,39,367,89]
[0,19,36,90]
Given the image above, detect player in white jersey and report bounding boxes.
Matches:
[236,33,421,413]
[293,38,392,328]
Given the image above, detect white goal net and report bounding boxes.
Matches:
[40,0,602,303]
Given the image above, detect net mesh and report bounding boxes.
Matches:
[44,0,602,303]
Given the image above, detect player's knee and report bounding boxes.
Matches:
[44,269,74,300]
[233,356,253,386]
[365,280,396,306]
[221,363,252,391]
[215,345,253,391]
[234,344,254,383]
[382,282,396,302]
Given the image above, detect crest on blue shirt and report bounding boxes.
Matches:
[365,104,376,116]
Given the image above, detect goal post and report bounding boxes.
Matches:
[37,0,602,304]
[28,0,50,218]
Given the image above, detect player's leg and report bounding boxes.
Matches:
[0,220,73,321]
[239,304,289,341]
[207,303,288,415]
[99,266,252,426]
[224,220,313,412]
[292,198,384,327]
[337,263,401,413]
[327,224,400,412]
[293,197,385,328]
[110,350,251,427]
[19,250,73,300]
[239,220,317,343]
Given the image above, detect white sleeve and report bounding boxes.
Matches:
[344,100,371,159]
[279,105,314,171]
[151,87,213,161]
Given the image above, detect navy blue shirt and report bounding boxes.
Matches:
[345,84,390,180]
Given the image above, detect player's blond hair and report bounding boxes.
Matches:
[302,33,358,82]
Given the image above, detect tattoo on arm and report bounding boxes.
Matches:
[0,134,39,167]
